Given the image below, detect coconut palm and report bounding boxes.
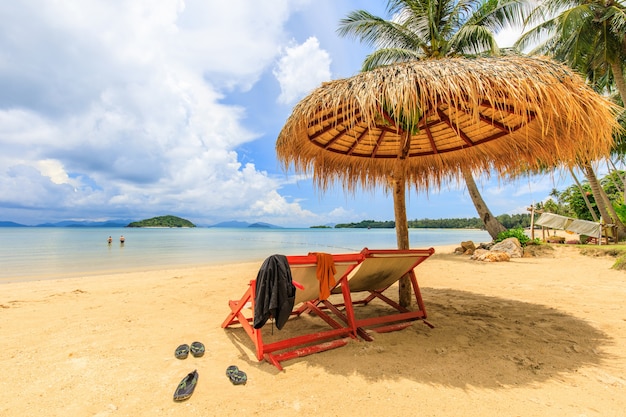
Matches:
[337,0,530,239]
[517,0,626,235]
[516,0,626,105]
[568,166,600,221]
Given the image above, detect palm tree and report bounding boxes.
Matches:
[338,0,529,240]
[568,166,600,221]
[517,0,626,236]
[516,0,626,105]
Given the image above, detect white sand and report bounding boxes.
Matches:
[1,245,625,417]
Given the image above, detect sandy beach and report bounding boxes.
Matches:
[1,244,625,417]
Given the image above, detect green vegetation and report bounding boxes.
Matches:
[310,225,332,229]
[127,215,195,228]
[538,170,626,225]
[335,220,396,229]
[612,255,626,271]
[579,245,626,271]
[335,214,532,230]
[411,214,532,229]
[495,227,539,247]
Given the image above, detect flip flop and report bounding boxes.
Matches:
[226,365,238,377]
[173,369,198,401]
[175,344,189,359]
[226,365,247,385]
[190,341,205,357]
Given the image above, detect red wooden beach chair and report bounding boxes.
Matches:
[222,248,435,370]
[221,252,364,370]
[326,248,436,340]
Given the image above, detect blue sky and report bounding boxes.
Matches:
[0,0,577,227]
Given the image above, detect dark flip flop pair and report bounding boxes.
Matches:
[226,365,247,385]
[175,341,205,359]
[172,342,204,402]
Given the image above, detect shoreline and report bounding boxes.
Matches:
[0,227,493,281]
[0,244,461,285]
[0,258,267,285]
[2,245,625,416]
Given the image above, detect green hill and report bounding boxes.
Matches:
[126,215,196,228]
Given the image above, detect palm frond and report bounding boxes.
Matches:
[337,10,426,52]
[450,25,499,55]
[515,17,557,52]
[362,48,425,71]
[471,0,533,33]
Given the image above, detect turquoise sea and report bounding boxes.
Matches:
[0,227,491,282]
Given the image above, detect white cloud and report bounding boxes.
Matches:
[36,159,76,186]
[0,1,548,226]
[0,0,323,225]
[495,26,524,48]
[273,37,332,105]
[327,207,357,220]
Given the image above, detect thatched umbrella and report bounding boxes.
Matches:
[276,56,621,306]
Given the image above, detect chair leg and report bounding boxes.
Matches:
[221,283,254,328]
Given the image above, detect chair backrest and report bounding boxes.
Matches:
[341,248,435,293]
[287,253,363,304]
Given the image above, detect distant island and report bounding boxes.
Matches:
[208,220,283,229]
[0,221,28,227]
[126,215,196,228]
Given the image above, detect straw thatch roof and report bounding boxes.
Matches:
[276,56,623,192]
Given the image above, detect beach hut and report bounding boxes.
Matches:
[276,56,621,306]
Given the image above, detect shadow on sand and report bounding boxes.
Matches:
[226,287,609,389]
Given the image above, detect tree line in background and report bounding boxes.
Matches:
[332,168,626,230]
[334,213,531,229]
[540,170,626,224]
[329,168,626,238]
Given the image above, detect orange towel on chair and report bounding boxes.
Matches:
[310,252,336,300]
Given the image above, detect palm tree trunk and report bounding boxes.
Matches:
[461,166,506,240]
[582,162,612,221]
[392,176,412,308]
[596,163,626,231]
[568,166,599,221]
[607,158,626,204]
[601,189,625,232]
[581,161,626,237]
[610,62,626,107]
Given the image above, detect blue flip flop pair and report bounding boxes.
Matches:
[175,341,205,359]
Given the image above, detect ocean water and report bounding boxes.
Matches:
[0,227,491,282]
